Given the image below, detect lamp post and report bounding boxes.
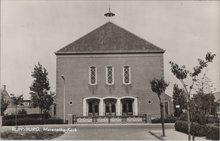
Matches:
[61,75,66,124]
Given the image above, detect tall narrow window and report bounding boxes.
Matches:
[106,66,114,85]
[123,66,131,84]
[89,66,97,85]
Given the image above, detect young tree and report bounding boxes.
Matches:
[172,84,187,117]
[29,62,54,117]
[169,52,215,140]
[10,94,23,128]
[1,93,9,116]
[150,78,169,137]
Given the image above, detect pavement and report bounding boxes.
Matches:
[54,126,158,140]
[1,123,211,140]
[149,129,210,140]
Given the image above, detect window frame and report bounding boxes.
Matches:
[106,66,114,85]
[123,66,131,85]
[89,66,97,85]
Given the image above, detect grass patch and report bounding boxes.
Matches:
[1,131,64,140]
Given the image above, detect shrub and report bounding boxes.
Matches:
[1,131,64,140]
[2,117,63,126]
[179,113,187,121]
[3,113,51,120]
[44,118,63,124]
[206,125,220,140]
[180,112,208,125]
[191,112,206,125]
[18,109,27,115]
[207,116,219,124]
[175,120,207,137]
[152,115,178,123]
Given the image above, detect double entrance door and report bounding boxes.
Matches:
[104,98,116,116]
[121,98,134,116]
[87,99,99,116]
[87,98,134,116]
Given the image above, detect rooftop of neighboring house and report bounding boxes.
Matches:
[213,92,220,102]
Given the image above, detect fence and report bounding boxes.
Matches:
[67,114,151,124]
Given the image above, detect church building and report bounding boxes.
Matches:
[55,21,173,122]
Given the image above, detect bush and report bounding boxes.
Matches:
[44,118,63,124]
[2,117,63,126]
[18,109,27,115]
[207,116,219,124]
[179,113,187,121]
[180,112,207,125]
[152,115,178,123]
[1,131,64,140]
[206,125,220,140]
[3,113,51,120]
[192,112,206,125]
[175,120,207,136]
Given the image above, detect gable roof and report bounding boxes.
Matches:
[55,22,164,55]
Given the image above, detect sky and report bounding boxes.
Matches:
[1,0,220,99]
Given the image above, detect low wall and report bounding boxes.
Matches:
[68,114,151,124]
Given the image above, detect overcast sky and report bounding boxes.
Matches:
[1,1,220,99]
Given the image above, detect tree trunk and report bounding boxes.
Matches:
[159,99,165,136]
[186,96,191,141]
[15,105,17,129]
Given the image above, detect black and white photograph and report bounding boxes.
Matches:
[1,0,219,140]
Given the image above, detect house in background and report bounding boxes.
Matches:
[1,85,39,115]
[55,21,173,122]
[213,92,220,117]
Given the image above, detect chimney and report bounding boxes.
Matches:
[3,85,6,91]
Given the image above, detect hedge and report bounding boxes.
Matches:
[2,118,63,126]
[152,116,178,123]
[175,120,207,136]
[3,113,51,120]
[206,125,220,140]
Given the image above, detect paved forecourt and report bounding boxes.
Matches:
[2,123,174,140]
[53,123,174,140]
[54,126,159,140]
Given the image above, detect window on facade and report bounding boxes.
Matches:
[106,66,114,85]
[123,66,131,84]
[89,66,97,85]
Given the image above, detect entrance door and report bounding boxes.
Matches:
[104,98,116,116]
[87,98,100,116]
[121,98,134,115]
